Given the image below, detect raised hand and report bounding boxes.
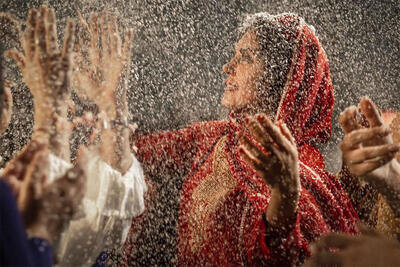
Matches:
[239,114,300,195]
[6,6,75,153]
[239,114,300,230]
[6,6,75,115]
[339,97,400,184]
[73,11,133,118]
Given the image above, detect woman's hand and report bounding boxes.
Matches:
[26,146,88,243]
[339,97,400,188]
[1,140,88,243]
[239,114,300,230]
[6,6,75,132]
[73,11,133,118]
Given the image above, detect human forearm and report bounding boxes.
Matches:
[99,125,133,175]
[265,188,298,229]
[32,104,71,161]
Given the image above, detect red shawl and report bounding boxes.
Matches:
[128,14,359,266]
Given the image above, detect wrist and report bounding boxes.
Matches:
[266,187,299,227]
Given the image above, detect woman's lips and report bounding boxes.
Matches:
[225,86,238,92]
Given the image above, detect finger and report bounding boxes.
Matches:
[100,12,111,56]
[5,49,26,69]
[256,114,292,152]
[350,154,394,176]
[44,7,58,54]
[77,11,90,36]
[1,174,21,195]
[247,116,273,149]
[238,133,269,162]
[344,144,400,164]
[23,8,37,60]
[88,13,99,64]
[18,148,49,215]
[61,19,76,68]
[277,121,296,146]
[238,146,265,172]
[76,11,90,55]
[121,28,133,64]
[35,6,47,62]
[339,105,361,134]
[360,96,383,128]
[110,15,121,57]
[340,126,391,151]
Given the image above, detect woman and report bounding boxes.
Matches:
[123,13,359,265]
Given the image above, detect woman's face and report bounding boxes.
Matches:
[221,31,264,110]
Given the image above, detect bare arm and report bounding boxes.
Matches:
[239,114,300,244]
[74,12,133,174]
[6,6,75,161]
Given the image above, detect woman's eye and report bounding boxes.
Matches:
[240,55,253,63]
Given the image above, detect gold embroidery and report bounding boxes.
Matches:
[188,135,238,253]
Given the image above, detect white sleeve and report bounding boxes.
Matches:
[55,153,147,267]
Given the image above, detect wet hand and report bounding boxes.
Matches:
[339,97,400,185]
[6,6,75,116]
[238,114,300,229]
[73,11,133,118]
[239,114,300,196]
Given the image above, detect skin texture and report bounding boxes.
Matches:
[74,12,133,174]
[304,225,400,267]
[223,31,300,237]
[221,31,263,111]
[6,6,75,161]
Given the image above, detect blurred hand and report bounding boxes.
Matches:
[73,11,133,118]
[339,97,400,187]
[26,146,88,243]
[239,114,300,228]
[1,140,88,243]
[304,225,400,267]
[6,6,75,138]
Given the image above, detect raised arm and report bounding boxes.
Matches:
[339,97,400,217]
[6,6,75,161]
[239,114,300,246]
[73,11,133,174]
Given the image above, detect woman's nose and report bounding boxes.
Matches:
[223,59,235,75]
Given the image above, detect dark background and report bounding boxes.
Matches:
[1,0,399,265]
[0,0,399,172]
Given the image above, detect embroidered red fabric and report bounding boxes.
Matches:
[125,14,359,266]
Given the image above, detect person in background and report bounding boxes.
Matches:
[6,6,147,266]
